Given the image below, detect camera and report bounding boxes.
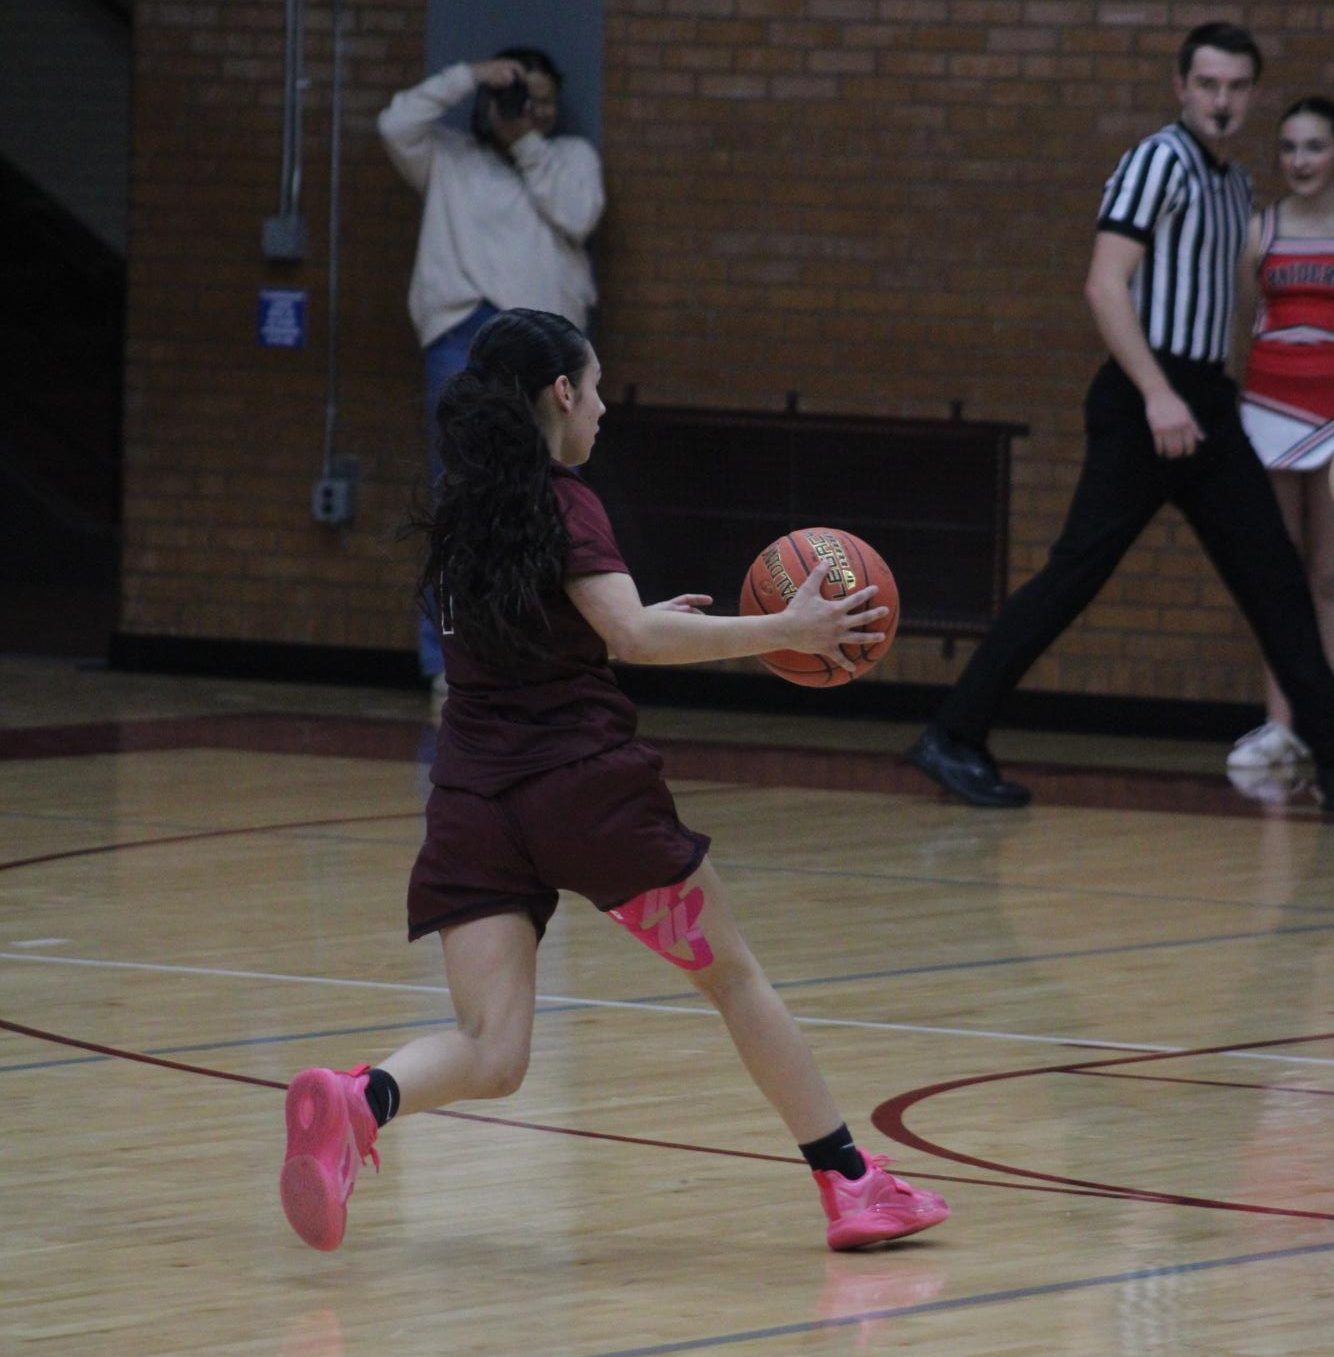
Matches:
[492,78,530,119]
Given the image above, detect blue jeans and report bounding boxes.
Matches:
[417,302,500,677]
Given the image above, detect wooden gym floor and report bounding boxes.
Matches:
[1,654,1330,1356]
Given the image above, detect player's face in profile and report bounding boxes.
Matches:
[1173,46,1255,146]
[1278,112,1334,199]
[555,348,604,468]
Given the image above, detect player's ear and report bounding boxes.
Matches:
[553,374,574,411]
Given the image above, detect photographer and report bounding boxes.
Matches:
[378,49,606,697]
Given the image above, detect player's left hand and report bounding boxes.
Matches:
[649,593,713,615]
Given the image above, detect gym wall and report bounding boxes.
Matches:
[118,2,1331,707]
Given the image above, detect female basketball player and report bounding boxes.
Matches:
[1230,97,1334,775]
[278,308,949,1254]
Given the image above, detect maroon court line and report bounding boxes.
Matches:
[1070,1068,1334,1098]
[0,811,419,875]
[654,739,1294,819]
[0,1015,1223,1209]
[872,1032,1334,1222]
[0,713,429,763]
[1,711,1314,819]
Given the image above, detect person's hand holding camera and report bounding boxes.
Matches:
[470,58,534,147]
[470,57,527,93]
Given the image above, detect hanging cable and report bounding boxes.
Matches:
[321,0,344,480]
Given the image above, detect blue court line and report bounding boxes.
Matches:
[712,855,1334,916]
[0,1005,595,1075]
[629,919,1334,1005]
[4,918,1331,1071]
[0,1019,455,1072]
[587,1240,1334,1357]
[5,809,1330,918]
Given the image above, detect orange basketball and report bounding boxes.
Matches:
[739,527,899,687]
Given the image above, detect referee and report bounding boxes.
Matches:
[908,21,1334,813]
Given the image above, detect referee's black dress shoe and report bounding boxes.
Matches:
[906,724,1031,808]
[1317,765,1334,814]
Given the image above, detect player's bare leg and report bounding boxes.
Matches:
[279,911,538,1249]
[610,855,839,1140]
[380,910,540,1114]
[608,855,950,1248]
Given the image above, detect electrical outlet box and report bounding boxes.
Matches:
[312,457,359,525]
[262,213,307,262]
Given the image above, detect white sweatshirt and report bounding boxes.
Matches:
[377,63,605,347]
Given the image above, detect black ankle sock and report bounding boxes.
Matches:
[364,1068,400,1127]
[799,1124,866,1180]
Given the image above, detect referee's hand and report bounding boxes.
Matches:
[1146,389,1205,459]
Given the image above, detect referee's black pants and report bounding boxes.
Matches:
[936,355,1334,767]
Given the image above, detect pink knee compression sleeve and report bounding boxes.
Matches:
[608,880,713,971]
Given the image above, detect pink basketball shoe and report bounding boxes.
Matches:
[280,1065,380,1251]
[812,1152,950,1251]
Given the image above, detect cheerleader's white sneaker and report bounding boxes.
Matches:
[1226,721,1310,769]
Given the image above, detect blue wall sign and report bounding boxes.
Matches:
[258,288,307,348]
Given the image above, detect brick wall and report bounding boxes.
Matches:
[123,0,424,651]
[122,1,1333,705]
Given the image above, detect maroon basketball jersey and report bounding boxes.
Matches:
[430,464,639,795]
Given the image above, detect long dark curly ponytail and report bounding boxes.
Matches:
[414,308,590,676]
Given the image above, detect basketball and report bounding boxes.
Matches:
[739,527,899,686]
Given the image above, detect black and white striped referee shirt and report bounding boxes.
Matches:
[1097,122,1252,364]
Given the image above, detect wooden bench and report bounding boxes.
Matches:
[586,392,1028,644]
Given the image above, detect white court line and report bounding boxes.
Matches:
[0,951,448,994]
[2,950,1332,1067]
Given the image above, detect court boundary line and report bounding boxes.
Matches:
[709,854,1334,916]
[6,950,1334,1068]
[872,1032,1334,1221]
[3,711,1325,823]
[1070,1068,1334,1097]
[1,1013,1324,1218]
[2,1013,1328,1349]
[583,1241,1334,1357]
[4,810,1331,916]
[0,811,415,874]
[0,1013,1144,1204]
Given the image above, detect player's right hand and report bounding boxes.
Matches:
[784,566,887,672]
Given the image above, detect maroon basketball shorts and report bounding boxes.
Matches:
[406,740,711,942]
